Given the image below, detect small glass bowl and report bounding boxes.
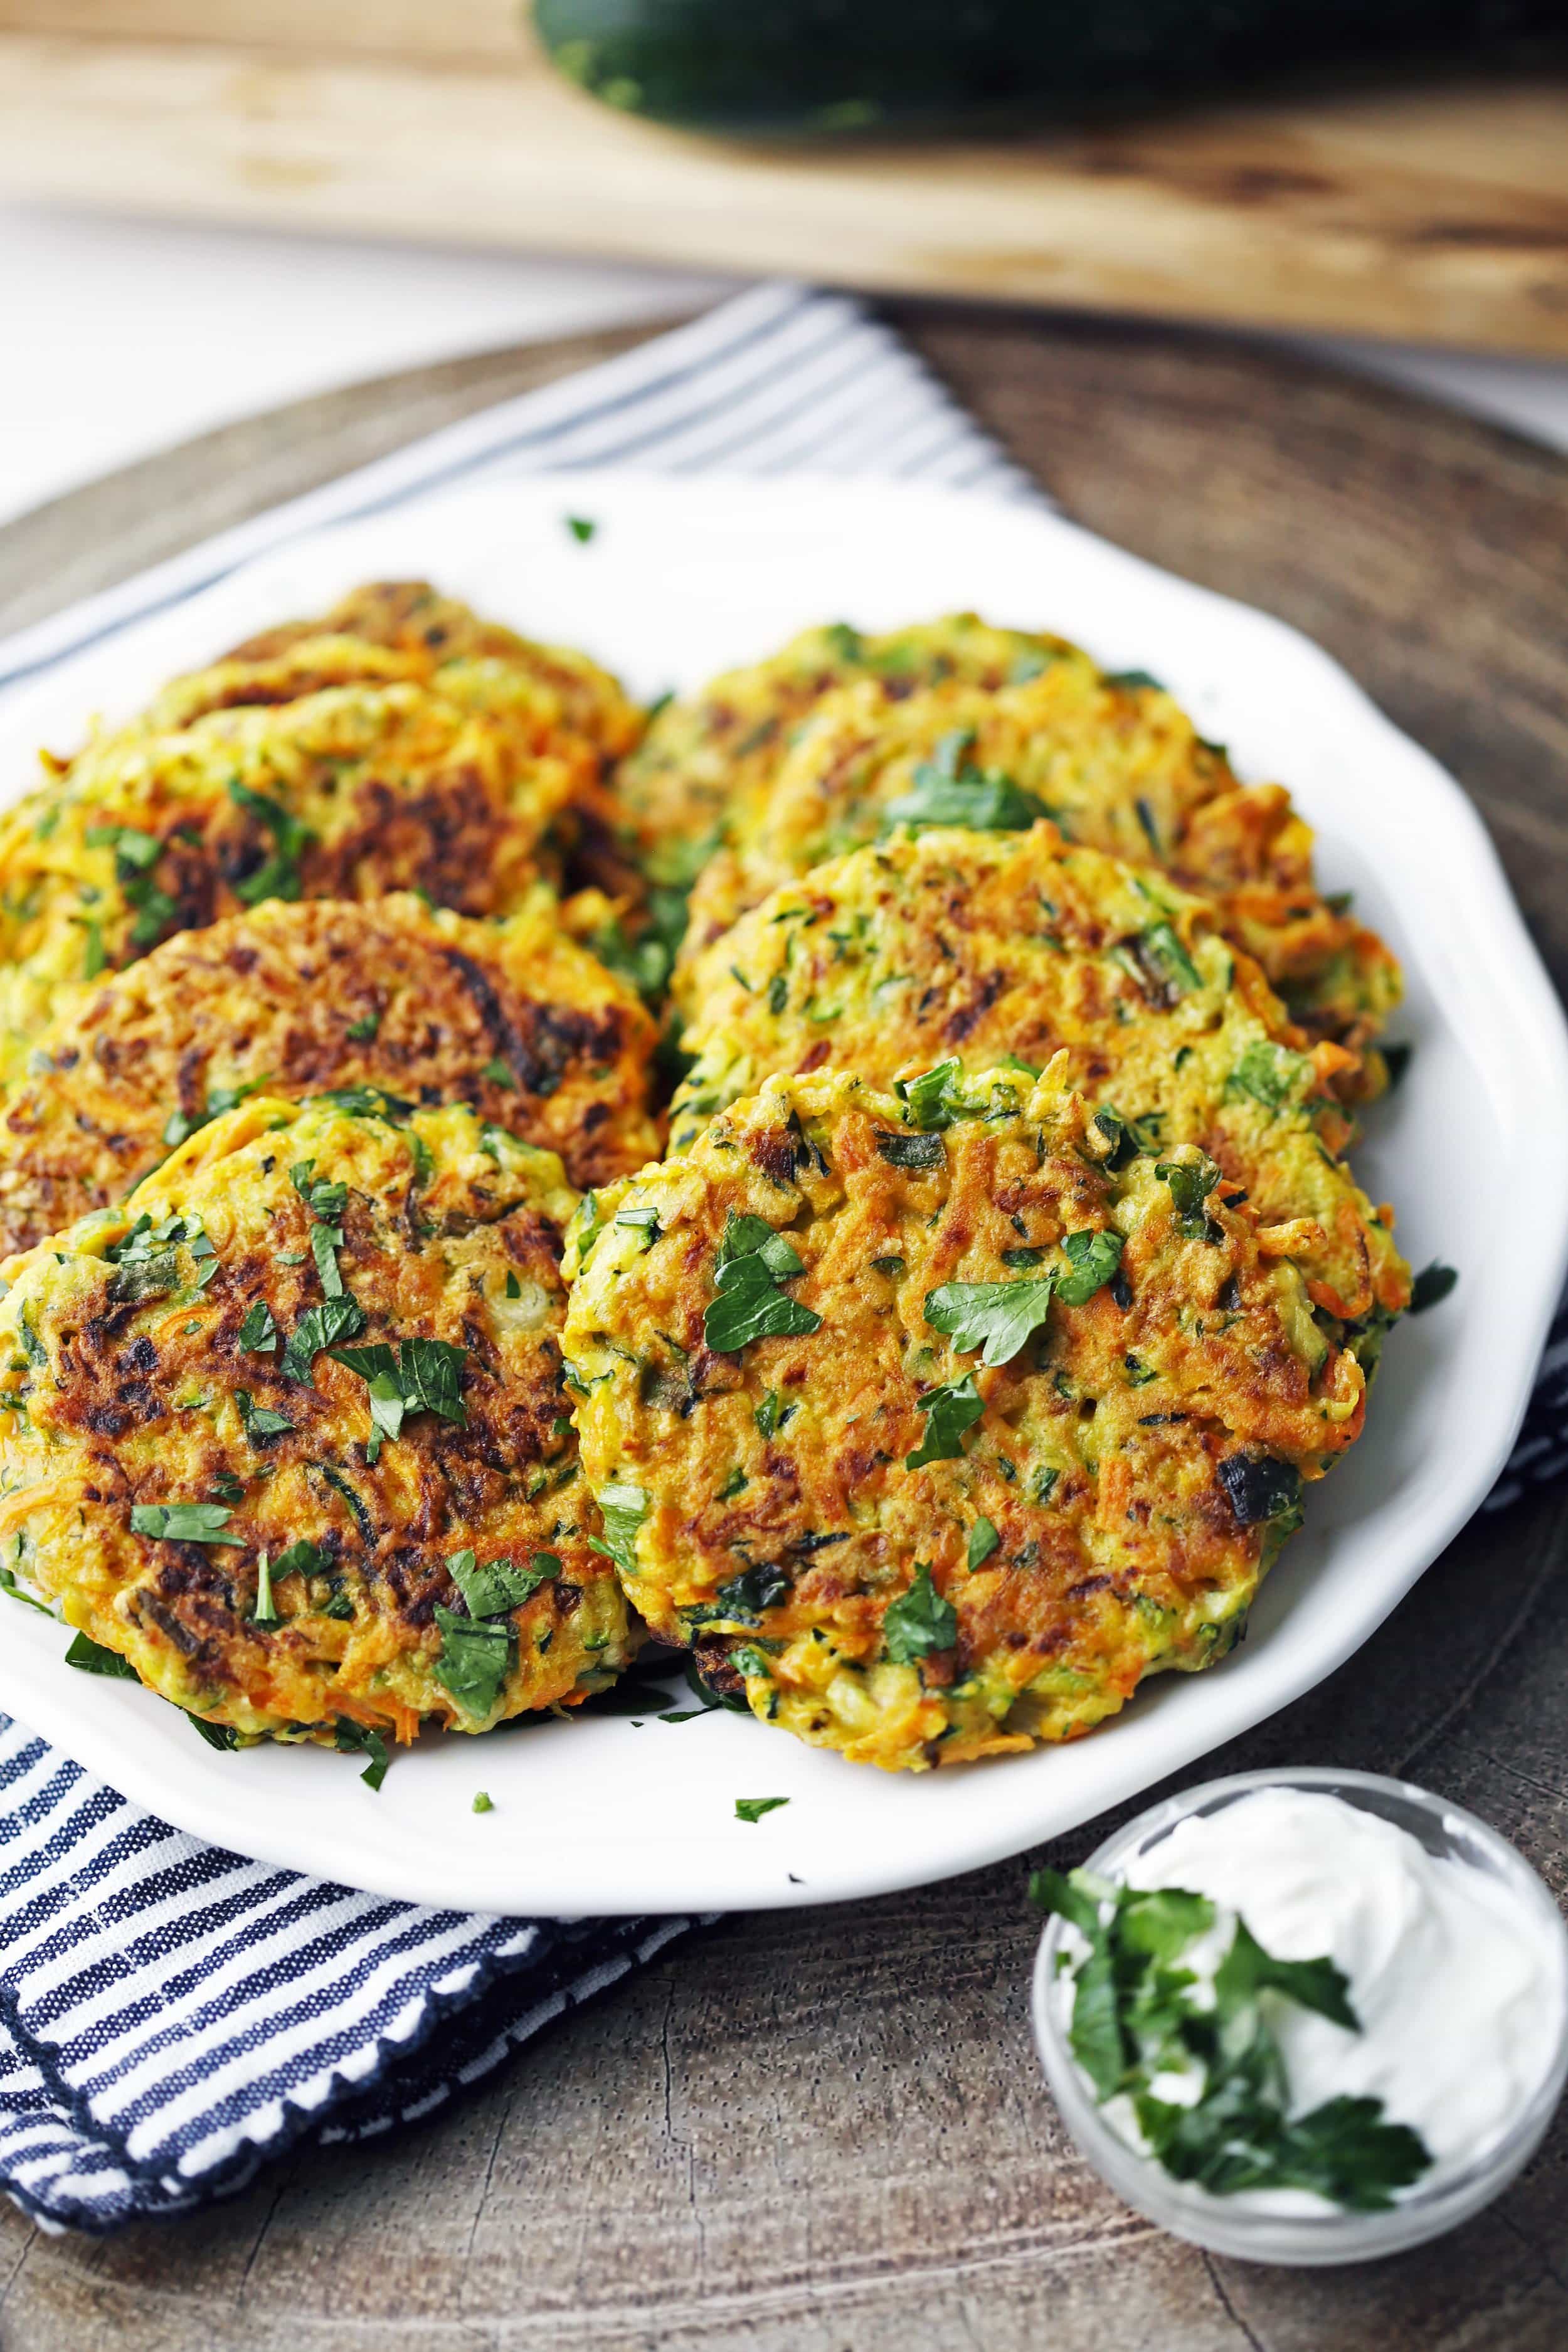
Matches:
[1032,1765,1568,2266]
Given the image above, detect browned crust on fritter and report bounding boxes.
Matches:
[0,894,660,1253]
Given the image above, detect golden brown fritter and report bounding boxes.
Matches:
[0,891,660,1254]
[671,827,1407,1347]
[676,669,1400,1061]
[219,579,645,763]
[564,1066,1369,1772]
[0,1094,637,1747]
[0,681,587,1077]
[610,615,1083,892]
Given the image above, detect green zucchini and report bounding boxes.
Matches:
[533,1,1567,139]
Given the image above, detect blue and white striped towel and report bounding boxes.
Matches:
[0,282,1559,2234]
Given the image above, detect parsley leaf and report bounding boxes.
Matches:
[967,1517,1000,1571]
[273,1538,328,1577]
[882,1564,957,1662]
[735,1796,788,1824]
[1217,1453,1303,1528]
[925,1276,1056,1368]
[236,1389,294,1441]
[1231,1039,1310,1112]
[565,514,597,543]
[1029,1865,1433,2212]
[590,1481,647,1578]
[1056,1227,1124,1306]
[330,1337,469,1447]
[1409,1261,1458,1315]
[252,1549,280,1625]
[874,1130,945,1170]
[882,729,1048,835]
[906,1374,985,1467]
[282,1296,366,1382]
[433,1605,512,1719]
[238,1300,278,1355]
[1156,1152,1222,1239]
[129,1502,243,1545]
[65,1631,137,1679]
[448,1547,559,1618]
[229,780,314,906]
[334,1719,390,1791]
[704,1214,822,1354]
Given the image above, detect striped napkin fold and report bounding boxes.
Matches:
[0,282,1555,2233]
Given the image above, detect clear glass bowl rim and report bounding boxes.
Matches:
[1030,1763,1568,2267]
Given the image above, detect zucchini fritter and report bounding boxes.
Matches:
[564,1066,1367,1772]
[0,889,660,1254]
[0,681,586,1074]
[0,1093,635,1744]
[612,615,1079,891]
[677,669,1400,1059]
[672,827,1408,1345]
[220,580,644,765]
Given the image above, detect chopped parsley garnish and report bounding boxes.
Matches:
[882,1564,957,1662]
[252,1549,280,1624]
[481,1057,516,1089]
[448,1546,558,1618]
[1088,1105,1153,1171]
[273,1538,328,1577]
[703,1212,822,1354]
[715,1562,790,1621]
[882,729,1048,836]
[162,1074,271,1150]
[86,822,177,950]
[129,1502,243,1545]
[590,1481,647,1577]
[1056,1227,1125,1306]
[334,1719,390,1791]
[1132,921,1202,998]
[895,1057,965,1131]
[229,780,314,906]
[238,1301,278,1355]
[236,1389,294,1442]
[967,1517,1000,1572]
[107,1251,179,1305]
[565,514,597,543]
[1030,1866,1431,2210]
[1103,667,1164,692]
[345,1011,379,1042]
[874,1130,945,1170]
[329,1337,469,1438]
[433,1606,512,1719]
[735,1796,788,1825]
[188,1715,240,1751]
[64,1631,137,1679]
[754,1389,785,1439]
[311,1222,346,1299]
[472,1791,495,1814]
[906,1374,985,1468]
[1409,1262,1458,1315]
[1217,1453,1303,1528]
[282,1296,366,1382]
[1231,1039,1310,1112]
[1156,1152,1223,1239]
[924,1277,1056,1367]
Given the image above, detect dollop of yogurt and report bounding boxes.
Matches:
[1121,1787,1563,2194]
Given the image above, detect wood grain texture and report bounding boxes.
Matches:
[1,310,1567,2349]
[2,21,1567,353]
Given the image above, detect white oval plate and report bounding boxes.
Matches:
[0,471,1563,1917]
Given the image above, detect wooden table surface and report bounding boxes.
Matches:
[4,7,1568,354]
[1,308,1567,2352]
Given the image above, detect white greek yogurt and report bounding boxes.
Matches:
[1113,1786,1561,2205]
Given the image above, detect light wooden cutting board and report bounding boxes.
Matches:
[2,1,1567,354]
